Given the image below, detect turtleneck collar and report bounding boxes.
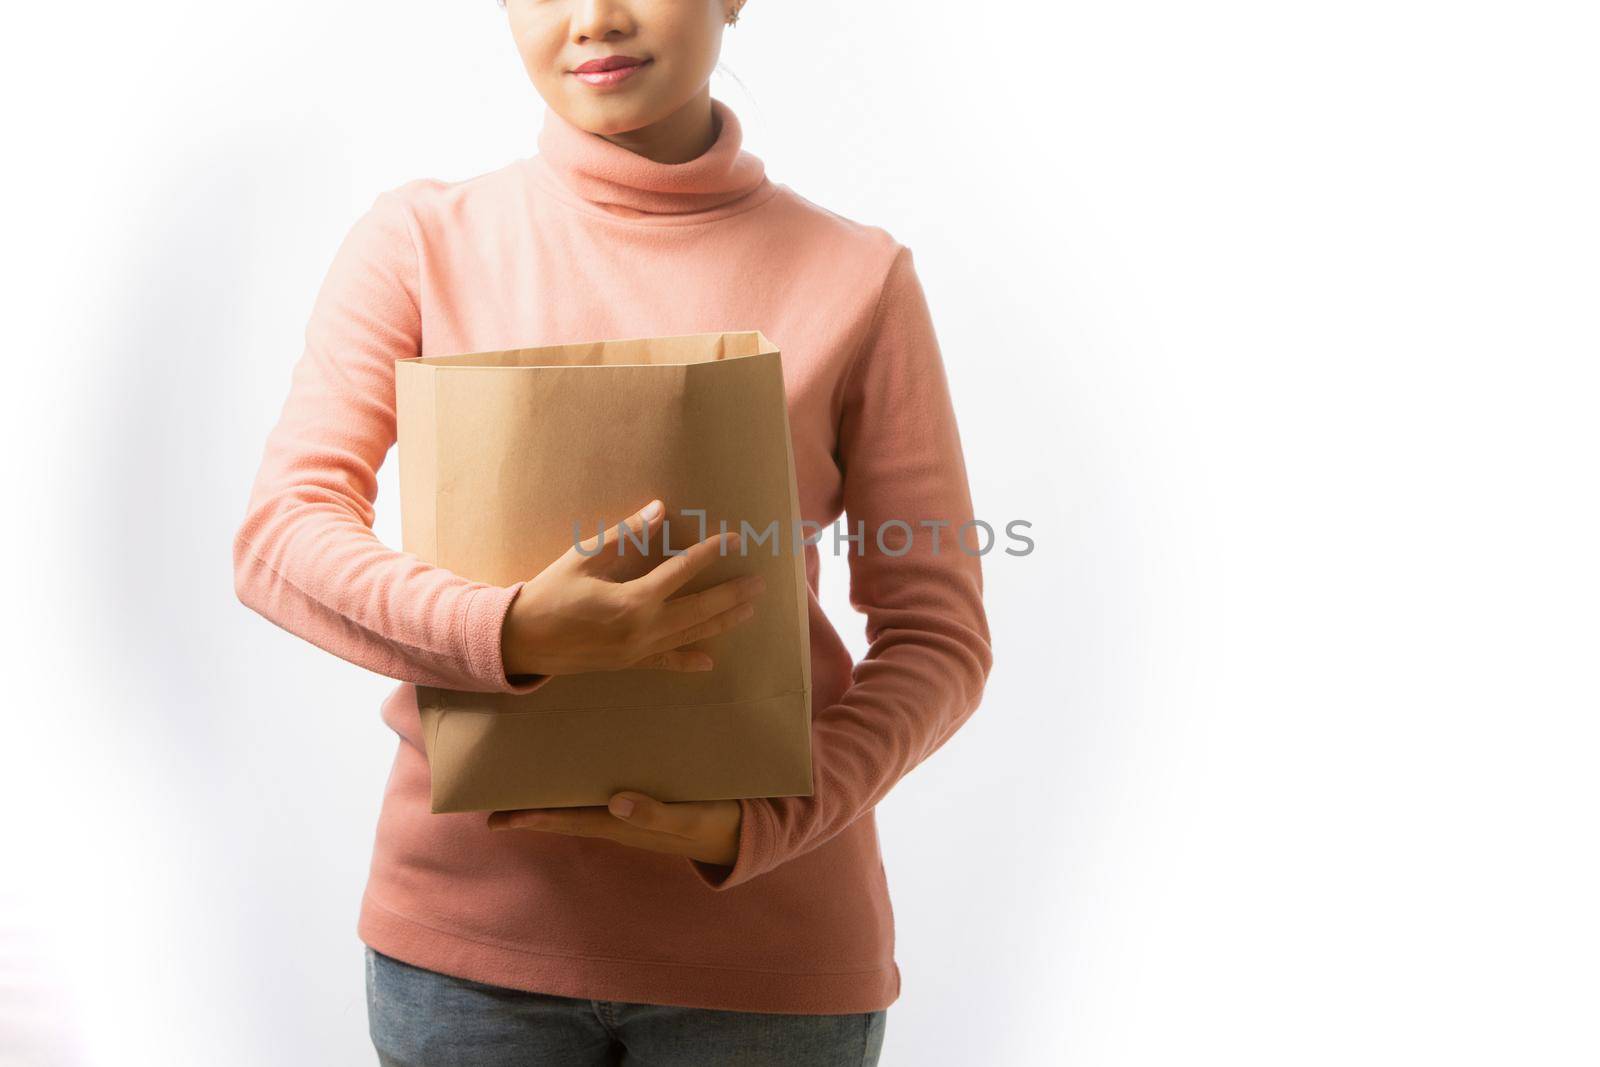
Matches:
[528,96,774,224]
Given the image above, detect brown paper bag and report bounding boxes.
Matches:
[395,330,814,813]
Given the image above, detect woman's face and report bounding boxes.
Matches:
[507,0,733,136]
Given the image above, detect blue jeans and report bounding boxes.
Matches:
[365,947,888,1066]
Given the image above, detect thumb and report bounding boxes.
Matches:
[607,791,680,833]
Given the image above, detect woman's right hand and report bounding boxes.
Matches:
[500,498,767,678]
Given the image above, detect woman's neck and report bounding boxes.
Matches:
[596,89,720,165]
[530,93,769,221]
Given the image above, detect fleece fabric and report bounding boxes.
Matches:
[233,94,993,1014]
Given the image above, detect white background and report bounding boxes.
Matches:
[4,2,1597,1064]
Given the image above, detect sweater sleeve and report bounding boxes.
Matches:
[232,187,551,695]
[693,243,994,890]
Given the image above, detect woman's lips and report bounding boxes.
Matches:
[570,59,651,87]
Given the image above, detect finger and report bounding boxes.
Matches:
[572,498,665,560]
[651,571,766,642]
[488,806,614,835]
[607,792,700,840]
[625,648,715,672]
[489,800,704,859]
[638,599,758,662]
[629,529,744,600]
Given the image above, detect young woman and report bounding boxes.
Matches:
[233,1,993,1063]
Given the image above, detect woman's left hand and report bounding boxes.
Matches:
[487,792,741,868]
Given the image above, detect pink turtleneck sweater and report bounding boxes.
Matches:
[233,96,993,1014]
